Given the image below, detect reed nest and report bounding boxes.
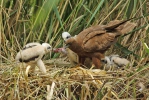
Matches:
[0,58,149,100]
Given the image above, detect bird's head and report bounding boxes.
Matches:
[42,43,52,52]
[62,32,76,48]
[62,32,71,41]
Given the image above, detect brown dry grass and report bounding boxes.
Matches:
[0,58,149,100]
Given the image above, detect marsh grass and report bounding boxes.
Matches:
[0,0,149,99]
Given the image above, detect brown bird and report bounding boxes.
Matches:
[62,19,136,69]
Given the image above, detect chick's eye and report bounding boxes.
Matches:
[101,60,107,63]
[47,46,51,49]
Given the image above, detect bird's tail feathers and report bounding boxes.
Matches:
[105,19,137,35]
[116,21,137,35]
[105,17,136,30]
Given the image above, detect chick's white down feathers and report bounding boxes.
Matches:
[15,42,52,74]
[102,55,130,70]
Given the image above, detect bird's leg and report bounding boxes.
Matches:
[25,64,36,76]
[73,57,85,67]
[36,59,46,74]
[92,57,101,69]
[79,57,85,65]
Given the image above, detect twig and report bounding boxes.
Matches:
[47,82,55,100]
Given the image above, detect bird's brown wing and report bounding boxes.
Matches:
[81,20,136,52]
[82,31,116,52]
[76,25,105,43]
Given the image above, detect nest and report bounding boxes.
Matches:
[0,58,149,100]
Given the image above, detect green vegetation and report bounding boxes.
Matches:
[0,0,149,99]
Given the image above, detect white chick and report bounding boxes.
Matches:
[15,42,52,74]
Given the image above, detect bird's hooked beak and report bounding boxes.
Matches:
[64,43,70,48]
